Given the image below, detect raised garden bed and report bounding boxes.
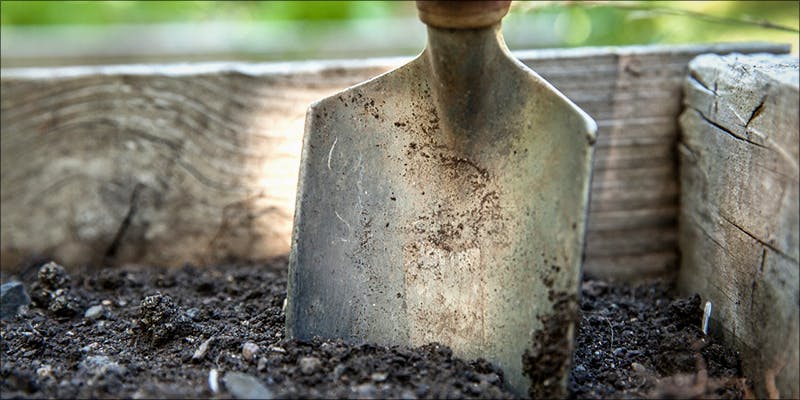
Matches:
[1,43,797,398]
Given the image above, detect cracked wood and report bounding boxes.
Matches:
[677,53,798,399]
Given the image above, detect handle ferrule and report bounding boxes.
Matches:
[416,1,511,29]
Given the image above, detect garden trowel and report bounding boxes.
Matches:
[286,1,596,396]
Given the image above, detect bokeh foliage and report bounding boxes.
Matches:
[510,1,798,48]
[0,1,414,25]
[1,1,797,52]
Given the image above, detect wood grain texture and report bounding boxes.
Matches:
[1,61,400,270]
[677,53,798,399]
[0,43,789,279]
[528,43,789,280]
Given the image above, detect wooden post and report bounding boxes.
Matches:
[678,53,798,399]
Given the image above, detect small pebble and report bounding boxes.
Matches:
[242,342,260,362]
[36,365,53,379]
[355,383,377,397]
[267,345,286,354]
[84,305,104,320]
[465,382,482,395]
[79,355,126,377]
[1,281,31,319]
[370,372,388,382]
[193,337,214,361]
[631,362,647,374]
[223,371,274,399]
[415,384,430,397]
[299,356,321,375]
[80,342,99,353]
[257,357,268,372]
[185,307,201,321]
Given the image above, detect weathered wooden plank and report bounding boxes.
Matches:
[1,62,398,269]
[583,252,679,281]
[0,43,789,280]
[677,53,798,399]
[529,44,787,279]
[585,227,677,257]
[587,207,677,232]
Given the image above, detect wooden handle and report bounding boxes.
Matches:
[416,1,511,29]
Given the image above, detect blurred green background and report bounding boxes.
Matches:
[1,1,797,67]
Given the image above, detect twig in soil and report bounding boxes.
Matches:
[603,315,614,351]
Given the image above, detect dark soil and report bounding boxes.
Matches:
[568,281,749,399]
[1,258,749,399]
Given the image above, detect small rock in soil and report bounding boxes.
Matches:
[267,345,286,354]
[355,383,377,398]
[78,355,126,377]
[1,281,30,319]
[35,365,53,380]
[84,305,104,320]
[37,262,70,291]
[298,356,321,375]
[223,371,274,400]
[257,357,268,372]
[185,307,201,321]
[370,371,388,382]
[242,342,260,362]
